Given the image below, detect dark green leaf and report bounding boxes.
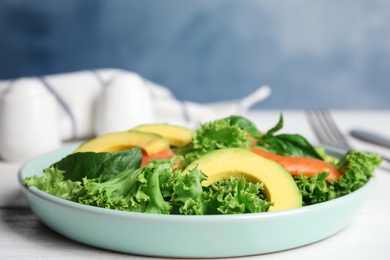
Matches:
[264,134,323,158]
[52,148,142,182]
[257,114,323,159]
[228,115,262,138]
[265,113,284,136]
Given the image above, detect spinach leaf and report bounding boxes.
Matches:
[257,114,323,159]
[51,148,142,182]
[228,115,262,138]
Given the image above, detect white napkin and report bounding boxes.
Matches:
[0,69,271,161]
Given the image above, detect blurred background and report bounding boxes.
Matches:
[0,0,389,109]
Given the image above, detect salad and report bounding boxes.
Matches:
[23,115,382,215]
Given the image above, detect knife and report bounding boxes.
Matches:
[350,129,390,149]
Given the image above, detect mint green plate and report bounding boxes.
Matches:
[18,145,375,258]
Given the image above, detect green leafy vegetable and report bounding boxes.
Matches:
[23,167,81,200]
[166,170,272,215]
[23,114,382,215]
[51,148,142,182]
[24,156,271,215]
[228,115,262,138]
[183,117,252,165]
[206,177,272,214]
[295,171,336,206]
[295,149,382,205]
[167,167,209,215]
[331,149,382,196]
[256,114,323,159]
[77,158,174,214]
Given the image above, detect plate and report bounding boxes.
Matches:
[18,144,375,258]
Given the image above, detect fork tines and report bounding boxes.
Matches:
[306,109,350,150]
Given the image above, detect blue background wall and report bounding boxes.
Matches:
[0,0,389,109]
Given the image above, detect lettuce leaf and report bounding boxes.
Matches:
[23,167,81,201]
[295,149,382,206]
[205,177,272,214]
[23,115,382,214]
[167,168,209,215]
[167,171,272,215]
[331,149,382,196]
[183,117,251,165]
[77,158,173,214]
[294,171,336,206]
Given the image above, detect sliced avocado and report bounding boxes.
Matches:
[74,131,170,155]
[183,148,302,212]
[132,123,193,148]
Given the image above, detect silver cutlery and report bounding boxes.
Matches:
[305,108,390,164]
[305,109,350,151]
[350,129,390,149]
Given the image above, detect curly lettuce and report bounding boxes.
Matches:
[23,167,81,201]
[182,117,252,165]
[166,170,272,215]
[295,149,382,206]
[23,115,382,214]
[23,154,271,215]
[205,177,272,214]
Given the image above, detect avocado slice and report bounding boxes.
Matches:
[132,123,193,148]
[183,148,302,212]
[74,131,170,155]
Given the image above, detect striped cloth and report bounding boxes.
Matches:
[0,68,271,141]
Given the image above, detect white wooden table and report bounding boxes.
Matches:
[1,110,390,260]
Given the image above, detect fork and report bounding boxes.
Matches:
[305,109,350,151]
[305,108,390,164]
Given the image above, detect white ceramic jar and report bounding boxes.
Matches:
[94,73,155,136]
[0,78,61,162]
